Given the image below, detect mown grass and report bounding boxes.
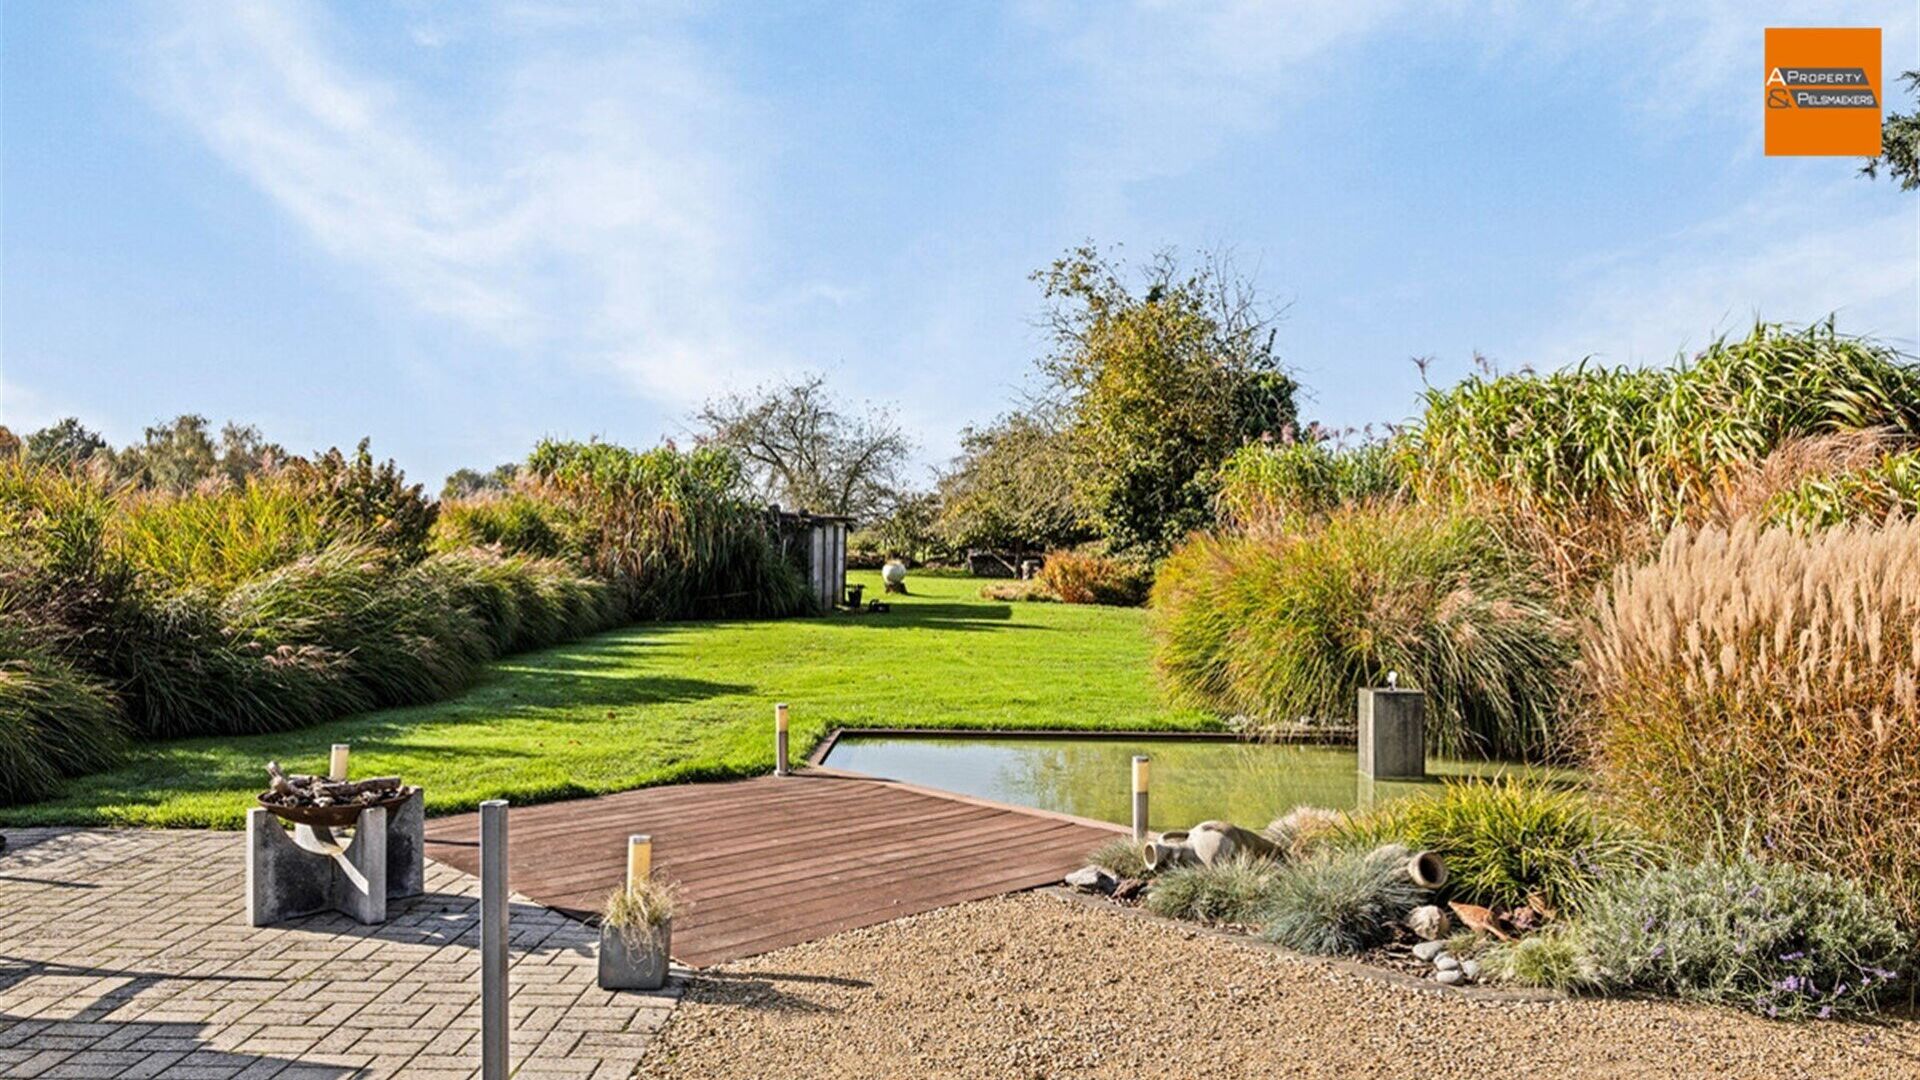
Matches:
[2,571,1213,828]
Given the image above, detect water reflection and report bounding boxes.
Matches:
[825,735,1569,829]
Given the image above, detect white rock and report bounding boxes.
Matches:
[1434,969,1464,986]
[1412,940,1448,962]
[1405,904,1451,941]
[1461,959,1482,981]
[1433,954,1461,972]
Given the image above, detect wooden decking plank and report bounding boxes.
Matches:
[681,822,1095,940]
[486,793,999,895]
[423,770,1117,966]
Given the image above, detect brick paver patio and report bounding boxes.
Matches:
[0,828,677,1079]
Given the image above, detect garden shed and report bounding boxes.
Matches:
[775,509,852,612]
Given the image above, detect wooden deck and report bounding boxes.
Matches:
[422,770,1121,967]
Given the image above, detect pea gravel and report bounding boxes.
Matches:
[638,891,1920,1080]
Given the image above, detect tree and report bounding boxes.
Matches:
[24,417,108,467]
[852,490,947,564]
[1035,245,1298,559]
[695,374,912,521]
[214,421,288,484]
[936,411,1089,552]
[1863,70,1920,190]
[0,426,18,460]
[114,415,284,491]
[441,463,521,500]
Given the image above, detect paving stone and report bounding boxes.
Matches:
[0,828,676,1078]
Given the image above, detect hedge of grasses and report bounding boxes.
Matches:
[1584,519,1920,931]
[0,437,807,804]
[522,440,810,620]
[1213,436,1404,528]
[1400,321,1920,530]
[1150,503,1571,759]
[0,631,124,804]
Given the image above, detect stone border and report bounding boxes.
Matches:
[806,724,1355,767]
[1042,886,1568,1004]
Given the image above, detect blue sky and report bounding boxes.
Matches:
[3,1,1916,488]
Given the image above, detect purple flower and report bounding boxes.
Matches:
[1778,951,1805,962]
[1649,945,1666,960]
[1818,1006,1833,1020]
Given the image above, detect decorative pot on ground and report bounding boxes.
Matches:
[598,875,679,991]
[599,919,672,991]
[881,560,908,594]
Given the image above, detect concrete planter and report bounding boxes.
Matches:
[599,918,672,991]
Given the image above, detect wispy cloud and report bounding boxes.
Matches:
[1524,188,1918,367]
[137,0,778,405]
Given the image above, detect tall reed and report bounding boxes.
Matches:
[1583,520,1920,928]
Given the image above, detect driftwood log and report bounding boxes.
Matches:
[261,761,407,809]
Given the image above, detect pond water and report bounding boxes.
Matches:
[822,734,1567,830]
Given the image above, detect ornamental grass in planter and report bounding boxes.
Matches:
[599,876,679,991]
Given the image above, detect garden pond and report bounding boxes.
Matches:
[822,733,1576,830]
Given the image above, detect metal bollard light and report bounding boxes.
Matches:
[1131,755,1150,843]
[479,799,510,1080]
[774,703,791,777]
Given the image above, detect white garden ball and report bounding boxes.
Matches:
[881,561,907,585]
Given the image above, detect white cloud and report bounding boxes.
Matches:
[138,0,780,405]
[1523,188,1918,368]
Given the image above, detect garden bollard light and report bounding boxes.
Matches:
[775,703,791,776]
[480,799,510,1080]
[329,743,349,782]
[626,834,652,891]
[1131,755,1150,843]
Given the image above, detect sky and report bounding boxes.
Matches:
[3,1,1917,489]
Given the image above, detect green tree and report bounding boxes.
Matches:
[1036,245,1298,559]
[25,417,109,467]
[936,411,1089,552]
[441,463,521,500]
[214,422,288,484]
[114,415,284,491]
[1863,69,1920,190]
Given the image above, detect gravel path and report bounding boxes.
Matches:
[639,891,1920,1080]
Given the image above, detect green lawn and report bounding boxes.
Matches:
[2,571,1214,829]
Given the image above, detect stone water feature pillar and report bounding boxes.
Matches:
[1358,687,1425,781]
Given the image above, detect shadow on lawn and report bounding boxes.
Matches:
[815,600,1036,632]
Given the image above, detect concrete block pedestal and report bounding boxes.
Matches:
[247,789,425,926]
[1358,688,1426,781]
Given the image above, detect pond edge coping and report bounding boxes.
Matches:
[806,725,1356,768]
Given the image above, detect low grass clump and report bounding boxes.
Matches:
[0,636,124,804]
[1584,519,1920,929]
[1143,856,1281,924]
[1037,548,1150,606]
[1151,503,1572,759]
[1087,836,1148,879]
[1535,856,1910,1020]
[604,875,680,931]
[1260,844,1428,956]
[1340,777,1652,914]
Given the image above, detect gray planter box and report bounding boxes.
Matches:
[599,919,672,991]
